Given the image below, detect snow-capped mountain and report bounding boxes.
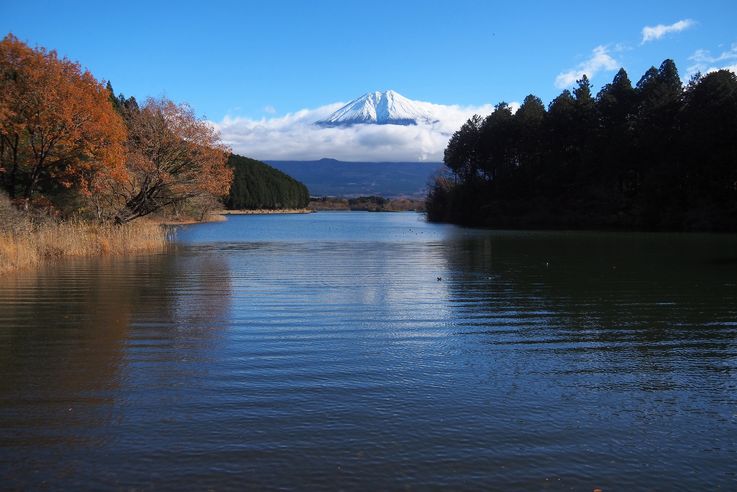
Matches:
[317,90,438,127]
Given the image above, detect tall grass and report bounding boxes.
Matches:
[0,218,169,274]
[0,192,171,273]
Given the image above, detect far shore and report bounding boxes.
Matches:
[159,208,313,226]
[218,208,313,215]
[159,214,227,226]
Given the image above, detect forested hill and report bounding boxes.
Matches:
[226,154,310,210]
[427,60,737,232]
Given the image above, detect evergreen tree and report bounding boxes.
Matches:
[681,70,737,228]
[514,95,546,171]
[426,59,737,231]
[444,114,484,182]
[478,103,515,182]
[226,154,309,210]
[597,68,635,130]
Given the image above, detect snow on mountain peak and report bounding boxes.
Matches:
[317,90,438,127]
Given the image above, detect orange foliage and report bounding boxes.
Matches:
[113,98,232,223]
[1,34,232,223]
[0,34,127,201]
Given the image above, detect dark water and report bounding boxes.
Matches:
[1,212,736,490]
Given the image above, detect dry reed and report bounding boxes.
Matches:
[0,219,169,273]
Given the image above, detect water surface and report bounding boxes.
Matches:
[1,212,736,490]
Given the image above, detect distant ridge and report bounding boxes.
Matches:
[266,159,444,198]
[316,90,438,127]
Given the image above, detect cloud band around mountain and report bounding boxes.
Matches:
[211,100,495,162]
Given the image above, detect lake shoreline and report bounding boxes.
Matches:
[161,208,313,226]
[218,208,314,215]
[1,208,319,274]
[159,213,228,226]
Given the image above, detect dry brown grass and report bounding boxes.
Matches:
[0,219,169,273]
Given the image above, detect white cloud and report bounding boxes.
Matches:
[263,105,276,114]
[211,100,496,162]
[641,19,695,44]
[686,44,737,77]
[555,45,620,89]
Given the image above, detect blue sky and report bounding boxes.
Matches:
[3,0,736,161]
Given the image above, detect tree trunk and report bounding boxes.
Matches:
[0,134,20,199]
[24,155,44,201]
[114,187,155,224]
[9,135,19,199]
[114,210,134,225]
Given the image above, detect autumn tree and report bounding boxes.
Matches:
[0,34,127,205]
[111,98,233,223]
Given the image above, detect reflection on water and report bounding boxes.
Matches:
[0,253,232,488]
[1,212,736,490]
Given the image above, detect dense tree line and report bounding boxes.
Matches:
[0,34,232,223]
[427,60,737,231]
[226,154,309,210]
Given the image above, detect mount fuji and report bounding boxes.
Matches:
[316,90,439,127]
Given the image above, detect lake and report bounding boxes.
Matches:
[1,212,736,490]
